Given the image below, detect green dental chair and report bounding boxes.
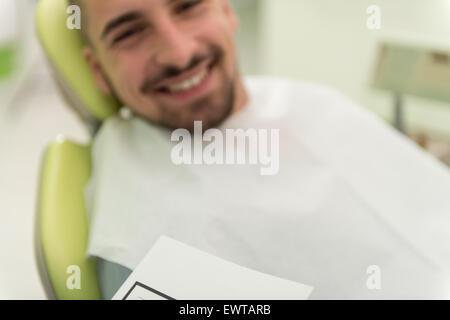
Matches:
[34,0,120,300]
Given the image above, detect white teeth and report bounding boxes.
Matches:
[167,69,208,93]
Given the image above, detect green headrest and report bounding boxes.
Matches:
[36,0,120,123]
[36,138,101,299]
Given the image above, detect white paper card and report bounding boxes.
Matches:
[112,236,313,300]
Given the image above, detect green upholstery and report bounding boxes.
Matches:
[36,0,120,122]
[34,0,125,299]
[0,43,17,80]
[36,139,101,300]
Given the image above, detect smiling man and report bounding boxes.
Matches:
[75,0,247,132]
[71,0,450,300]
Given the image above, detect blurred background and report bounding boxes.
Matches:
[0,0,449,299]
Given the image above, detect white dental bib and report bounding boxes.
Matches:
[84,77,450,299]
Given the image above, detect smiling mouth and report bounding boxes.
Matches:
[160,68,208,93]
[154,61,215,96]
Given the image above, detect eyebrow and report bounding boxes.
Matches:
[100,0,182,41]
[100,11,146,40]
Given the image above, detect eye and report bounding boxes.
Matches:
[175,0,202,14]
[113,24,146,45]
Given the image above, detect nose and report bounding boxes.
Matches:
[153,18,197,69]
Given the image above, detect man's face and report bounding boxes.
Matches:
[83,0,240,131]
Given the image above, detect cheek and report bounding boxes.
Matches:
[188,8,235,46]
[111,54,148,98]
[111,54,162,118]
[195,17,236,64]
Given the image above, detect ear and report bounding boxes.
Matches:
[83,47,112,95]
[220,0,239,33]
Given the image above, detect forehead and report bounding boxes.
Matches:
[83,0,198,21]
[84,0,219,37]
[84,0,151,20]
[83,0,162,39]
